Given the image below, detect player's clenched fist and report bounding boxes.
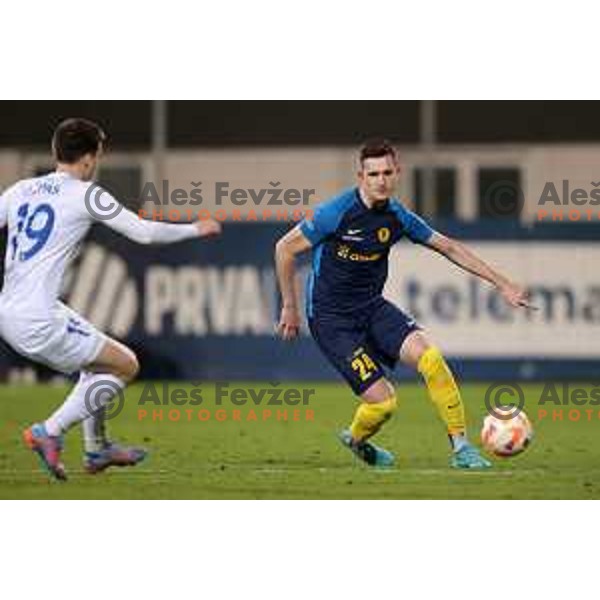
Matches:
[498,281,534,309]
[277,305,301,341]
[195,218,222,237]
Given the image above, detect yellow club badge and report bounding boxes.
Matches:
[377,227,390,243]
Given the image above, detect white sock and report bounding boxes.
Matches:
[45,371,126,437]
[82,406,107,453]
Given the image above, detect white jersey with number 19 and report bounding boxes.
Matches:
[0,170,199,373]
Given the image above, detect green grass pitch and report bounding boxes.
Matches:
[0,381,598,499]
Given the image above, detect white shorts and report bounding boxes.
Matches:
[0,301,108,374]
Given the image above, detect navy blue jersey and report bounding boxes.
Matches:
[299,187,435,316]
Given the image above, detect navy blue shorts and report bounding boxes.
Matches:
[308,298,420,395]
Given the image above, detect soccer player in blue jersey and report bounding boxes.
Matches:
[275,140,532,469]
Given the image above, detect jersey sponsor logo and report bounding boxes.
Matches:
[336,243,382,262]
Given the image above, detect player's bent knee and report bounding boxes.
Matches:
[361,377,396,404]
[119,349,140,383]
[126,352,140,382]
[400,331,432,369]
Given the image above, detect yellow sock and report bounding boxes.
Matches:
[417,347,466,435]
[349,396,397,442]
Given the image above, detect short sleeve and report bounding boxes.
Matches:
[391,201,435,244]
[299,194,349,245]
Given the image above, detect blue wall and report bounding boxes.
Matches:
[0,221,597,383]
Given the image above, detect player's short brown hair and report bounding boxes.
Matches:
[52,118,106,164]
[359,138,398,166]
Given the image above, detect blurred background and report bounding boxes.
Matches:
[0,100,596,383]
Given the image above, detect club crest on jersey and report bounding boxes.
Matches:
[377,227,391,243]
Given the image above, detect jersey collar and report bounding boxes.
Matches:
[355,187,390,211]
[54,169,75,180]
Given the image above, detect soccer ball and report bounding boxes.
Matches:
[481,408,533,457]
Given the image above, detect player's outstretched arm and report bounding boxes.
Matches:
[274,225,312,341]
[426,232,534,309]
[101,204,221,244]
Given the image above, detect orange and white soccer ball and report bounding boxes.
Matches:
[481,408,533,457]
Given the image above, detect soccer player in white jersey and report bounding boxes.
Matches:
[0,118,221,480]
